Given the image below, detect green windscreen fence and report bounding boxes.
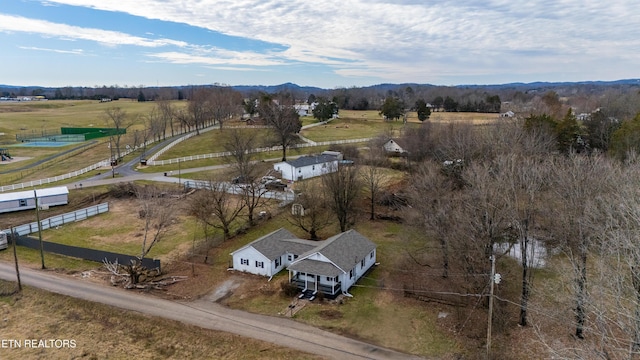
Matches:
[61,127,126,140]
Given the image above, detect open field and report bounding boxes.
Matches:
[0,101,500,187]
[0,280,318,360]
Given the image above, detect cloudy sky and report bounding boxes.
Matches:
[1,0,639,88]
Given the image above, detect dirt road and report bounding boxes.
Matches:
[0,262,424,360]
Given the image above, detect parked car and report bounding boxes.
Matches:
[265,181,287,191]
[231,175,249,184]
[0,231,8,250]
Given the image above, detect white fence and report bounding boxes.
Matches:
[147,125,217,162]
[0,125,211,193]
[0,160,110,192]
[149,138,372,166]
[2,202,109,236]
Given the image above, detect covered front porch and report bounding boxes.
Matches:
[288,259,344,299]
[290,273,341,297]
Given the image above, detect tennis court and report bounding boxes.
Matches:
[15,140,78,147]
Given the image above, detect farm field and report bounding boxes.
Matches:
[0,100,500,188]
[0,280,318,360]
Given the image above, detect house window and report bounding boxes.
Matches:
[19,199,27,207]
[287,254,293,261]
[240,258,249,266]
[275,258,281,267]
[361,259,365,269]
[255,261,264,268]
[349,269,353,279]
[298,169,301,173]
[312,165,315,170]
[326,276,332,281]
[370,251,374,259]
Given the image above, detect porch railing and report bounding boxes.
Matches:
[291,278,341,295]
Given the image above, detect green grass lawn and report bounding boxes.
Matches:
[301,111,420,142]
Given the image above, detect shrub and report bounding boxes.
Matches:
[280,282,299,297]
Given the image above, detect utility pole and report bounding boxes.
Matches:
[487,255,496,359]
[11,227,21,291]
[33,189,45,269]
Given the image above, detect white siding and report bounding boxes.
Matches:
[232,247,272,276]
[383,140,404,153]
[0,186,69,214]
[275,160,338,181]
[342,249,376,293]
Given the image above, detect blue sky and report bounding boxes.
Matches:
[1,0,639,88]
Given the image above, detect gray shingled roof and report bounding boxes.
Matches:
[285,154,337,168]
[292,229,376,274]
[232,228,319,260]
[287,259,343,277]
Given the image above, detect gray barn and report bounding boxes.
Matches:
[0,186,69,214]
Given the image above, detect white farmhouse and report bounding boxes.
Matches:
[288,230,376,298]
[0,186,69,214]
[231,228,318,278]
[273,154,339,181]
[231,228,377,298]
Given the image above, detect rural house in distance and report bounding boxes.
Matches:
[273,153,339,181]
[382,138,407,155]
[231,228,377,298]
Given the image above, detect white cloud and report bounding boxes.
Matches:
[0,14,188,48]
[146,50,284,67]
[18,46,88,55]
[12,0,640,84]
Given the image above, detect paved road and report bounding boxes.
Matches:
[0,262,423,360]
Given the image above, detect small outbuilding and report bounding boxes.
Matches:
[382,139,407,155]
[0,186,69,214]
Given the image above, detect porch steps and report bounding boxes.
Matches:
[298,289,317,301]
[281,298,307,317]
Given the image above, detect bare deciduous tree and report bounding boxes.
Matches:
[156,97,175,137]
[496,154,550,326]
[361,145,388,220]
[104,184,177,286]
[209,87,243,130]
[258,95,302,161]
[102,107,132,162]
[408,160,458,278]
[551,153,616,339]
[288,180,332,240]
[224,128,269,225]
[188,87,214,134]
[322,164,361,232]
[190,179,245,240]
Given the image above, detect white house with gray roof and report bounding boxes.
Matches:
[231,228,318,277]
[273,154,339,181]
[230,228,377,298]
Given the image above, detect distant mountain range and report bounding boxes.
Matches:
[2,79,639,96]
